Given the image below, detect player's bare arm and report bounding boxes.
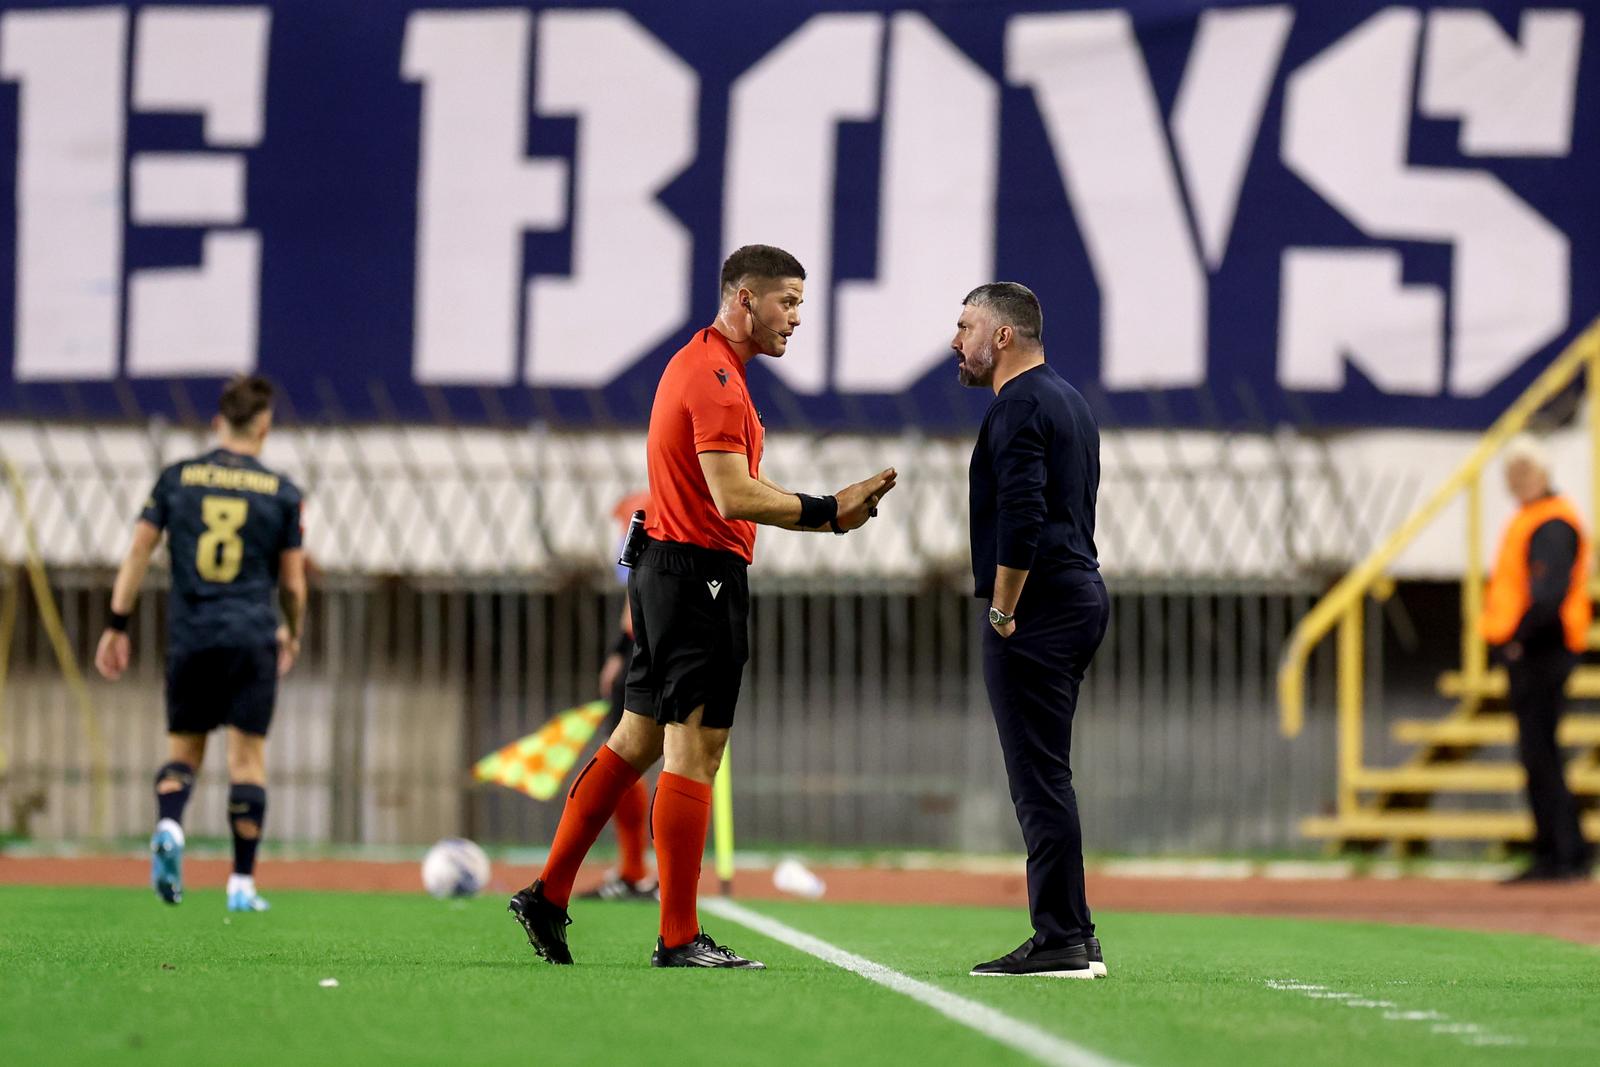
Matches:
[94,519,162,681]
[276,547,308,676]
[700,451,896,532]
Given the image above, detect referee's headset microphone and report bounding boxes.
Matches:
[742,296,789,347]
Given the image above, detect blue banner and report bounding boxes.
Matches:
[0,1,1594,429]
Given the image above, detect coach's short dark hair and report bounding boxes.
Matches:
[720,244,806,295]
[219,375,275,431]
[964,282,1043,344]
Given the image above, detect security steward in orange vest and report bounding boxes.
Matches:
[1481,436,1595,883]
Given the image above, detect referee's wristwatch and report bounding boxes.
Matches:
[988,606,1015,628]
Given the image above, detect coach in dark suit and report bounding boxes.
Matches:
[956,282,1109,980]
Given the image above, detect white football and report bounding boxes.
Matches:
[421,838,491,899]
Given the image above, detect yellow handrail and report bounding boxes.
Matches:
[1278,316,1600,737]
[1,457,112,836]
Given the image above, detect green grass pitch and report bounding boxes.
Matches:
[3,886,1597,1066]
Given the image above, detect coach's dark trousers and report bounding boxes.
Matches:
[1509,647,1590,869]
[982,569,1110,949]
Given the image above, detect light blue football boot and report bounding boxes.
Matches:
[226,875,270,912]
[150,820,184,905]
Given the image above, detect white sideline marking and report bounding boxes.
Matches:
[1265,980,1524,1048]
[702,898,1131,1067]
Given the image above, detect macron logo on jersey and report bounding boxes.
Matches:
[714,368,728,387]
[707,579,723,600]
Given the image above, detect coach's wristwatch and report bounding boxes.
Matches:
[988,606,1015,628]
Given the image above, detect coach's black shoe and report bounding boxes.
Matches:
[1087,936,1107,978]
[508,880,573,965]
[580,873,659,902]
[651,931,766,969]
[970,939,1094,979]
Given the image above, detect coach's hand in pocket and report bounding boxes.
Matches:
[834,468,898,531]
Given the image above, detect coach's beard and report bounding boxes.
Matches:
[957,342,995,388]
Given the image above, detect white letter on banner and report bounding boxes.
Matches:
[525,12,696,388]
[834,13,998,392]
[1420,10,1582,157]
[1282,9,1568,397]
[126,7,270,377]
[1280,249,1443,393]
[403,11,567,385]
[1171,6,1295,270]
[1007,11,1206,390]
[725,14,884,394]
[0,9,125,380]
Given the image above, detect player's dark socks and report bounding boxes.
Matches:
[228,783,267,876]
[153,761,195,825]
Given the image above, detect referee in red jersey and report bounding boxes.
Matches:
[510,245,897,968]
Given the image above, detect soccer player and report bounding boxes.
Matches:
[581,491,656,902]
[94,376,307,912]
[509,245,896,968]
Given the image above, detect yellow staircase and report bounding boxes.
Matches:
[1278,318,1600,850]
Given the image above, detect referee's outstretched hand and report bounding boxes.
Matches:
[835,468,898,531]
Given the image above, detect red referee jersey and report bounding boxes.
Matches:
[644,327,764,563]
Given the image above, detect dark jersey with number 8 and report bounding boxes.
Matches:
[139,448,304,657]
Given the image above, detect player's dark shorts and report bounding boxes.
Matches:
[624,538,749,729]
[166,644,278,737]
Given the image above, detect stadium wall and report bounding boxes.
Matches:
[5,418,1567,854]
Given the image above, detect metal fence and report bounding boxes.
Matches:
[0,404,1415,854]
[0,571,1344,854]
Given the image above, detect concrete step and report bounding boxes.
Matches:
[1350,764,1600,794]
[1437,666,1600,700]
[1301,810,1600,842]
[1390,714,1600,746]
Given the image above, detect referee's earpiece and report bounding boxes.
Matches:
[737,293,786,344]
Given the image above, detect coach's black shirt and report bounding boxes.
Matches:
[969,363,1099,598]
[140,448,303,656]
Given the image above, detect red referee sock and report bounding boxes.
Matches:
[653,772,712,948]
[613,778,650,885]
[538,746,641,908]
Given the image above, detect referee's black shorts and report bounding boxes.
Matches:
[624,538,749,729]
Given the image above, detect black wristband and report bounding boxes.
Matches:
[107,610,131,633]
[795,493,839,530]
[611,630,633,658]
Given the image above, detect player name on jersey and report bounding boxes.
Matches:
[179,464,282,496]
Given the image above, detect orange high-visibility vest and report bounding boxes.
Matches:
[1481,494,1592,652]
